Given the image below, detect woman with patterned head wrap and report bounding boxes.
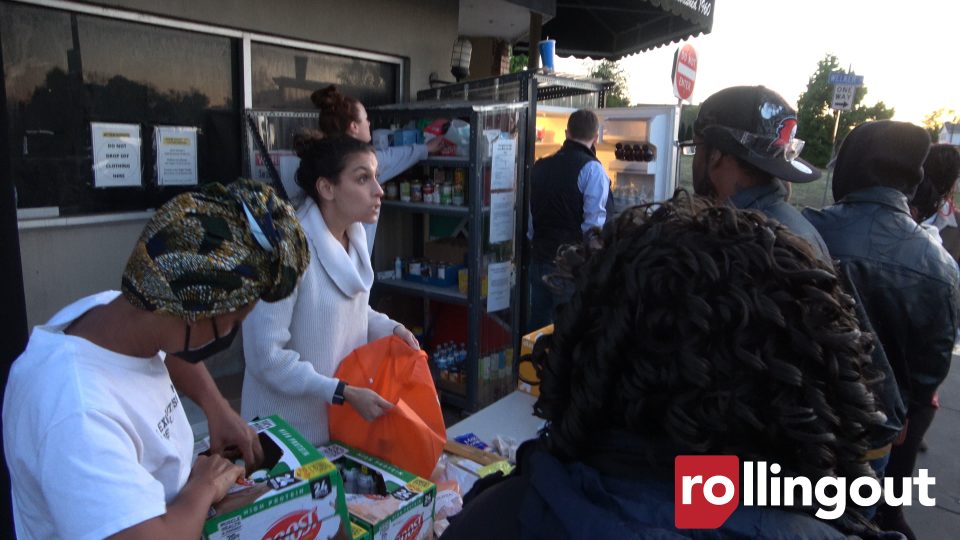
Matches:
[2,179,309,540]
[241,134,421,448]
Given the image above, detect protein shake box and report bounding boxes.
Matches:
[318,441,436,540]
[197,416,350,540]
[351,522,371,540]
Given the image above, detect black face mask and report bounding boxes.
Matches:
[172,318,239,363]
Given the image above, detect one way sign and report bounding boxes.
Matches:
[832,84,855,111]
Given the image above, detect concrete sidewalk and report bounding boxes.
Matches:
[904,349,960,539]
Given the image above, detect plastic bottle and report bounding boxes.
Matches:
[394,256,403,279]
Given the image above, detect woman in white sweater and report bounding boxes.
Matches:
[241,135,420,446]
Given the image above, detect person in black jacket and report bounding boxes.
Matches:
[527,109,611,331]
[686,85,831,263]
[804,121,960,540]
[443,194,898,540]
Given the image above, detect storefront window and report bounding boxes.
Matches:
[251,42,398,110]
[1,1,240,215]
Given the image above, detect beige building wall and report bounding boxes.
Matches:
[95,0,460,98]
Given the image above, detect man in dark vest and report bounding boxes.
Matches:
[527,109,610,331]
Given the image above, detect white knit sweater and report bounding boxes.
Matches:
[241,198,398,446]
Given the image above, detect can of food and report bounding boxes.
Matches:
[400,180,411,202]
[423,181,435,204]
[440,183,453,205]
[411,180,422,202]
[385,181,399,200]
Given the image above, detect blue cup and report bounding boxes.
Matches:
[539,39,556,72]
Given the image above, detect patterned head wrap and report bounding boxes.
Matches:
[122,179,309,321]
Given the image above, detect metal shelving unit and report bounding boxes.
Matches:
[417,72,612,338]
[370,101,528,411]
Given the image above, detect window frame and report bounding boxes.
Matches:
[8,0,405,224]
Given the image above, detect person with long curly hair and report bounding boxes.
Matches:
[442,193,895,539]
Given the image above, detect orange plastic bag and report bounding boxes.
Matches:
[328,336,446,478]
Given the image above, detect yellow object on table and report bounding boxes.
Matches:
[517,324,554,396]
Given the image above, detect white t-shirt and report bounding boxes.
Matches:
[2,291,194,540]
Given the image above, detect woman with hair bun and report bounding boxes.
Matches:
[241,133,420,448]
[311,85,441,254]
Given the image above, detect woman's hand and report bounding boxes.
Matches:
[393,324,420,350]
[344,386,394,421]
[426,136,443,154]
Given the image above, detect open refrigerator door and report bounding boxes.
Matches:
[533,104,680,216]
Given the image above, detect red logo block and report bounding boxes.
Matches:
[674,455,740,529]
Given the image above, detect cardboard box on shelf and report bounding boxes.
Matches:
[199,416,350,540]
[424,237,468,266]
[319,442,436,540]
[517,324,554,396]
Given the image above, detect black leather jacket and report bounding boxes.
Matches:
[731,181,832,264]
[804,187,960,410]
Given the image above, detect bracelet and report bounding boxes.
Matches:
[333,380,347,405]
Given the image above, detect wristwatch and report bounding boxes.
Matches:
[333,380,348,405]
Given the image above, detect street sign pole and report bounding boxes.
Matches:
[822,70,865,205]
[822,109,842,206]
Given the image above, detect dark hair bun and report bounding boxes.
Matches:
[310,85,342,112]
[292,129,325,159]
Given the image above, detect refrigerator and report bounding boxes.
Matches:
[534,104,680,214]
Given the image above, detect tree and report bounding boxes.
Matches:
[508,51,528,74]
[589,60,630,107]
[922,108,959,141]
[796,54,895,168]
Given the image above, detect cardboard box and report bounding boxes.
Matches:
[424,237,468,266]
[351,522,371,540]
[319,442,436,540]
[198,416,350,540]
[517,325,553,396]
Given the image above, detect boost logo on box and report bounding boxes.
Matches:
[261,509,322,540]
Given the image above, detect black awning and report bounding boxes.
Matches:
[516,0,714,60]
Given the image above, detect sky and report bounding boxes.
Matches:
[554,0,960,125]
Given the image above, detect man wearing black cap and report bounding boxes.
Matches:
[804,121,960,540]
[685,85,830,262]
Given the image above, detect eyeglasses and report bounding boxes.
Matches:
[677,140,703,156]
[679,131,806,162]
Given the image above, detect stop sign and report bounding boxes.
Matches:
[672,43,697,101]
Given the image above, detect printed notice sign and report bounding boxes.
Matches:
[486,261,512,313]
[489,190,515,244]
[92,122,141,188]
[156,126,198,186]
[491,137,517,191]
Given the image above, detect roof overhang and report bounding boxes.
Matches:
[510,0,715,60]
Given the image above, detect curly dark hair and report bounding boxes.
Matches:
[534,192,884,527]
[912,144,960,222]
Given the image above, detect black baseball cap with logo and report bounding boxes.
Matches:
[693,86,821,183]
